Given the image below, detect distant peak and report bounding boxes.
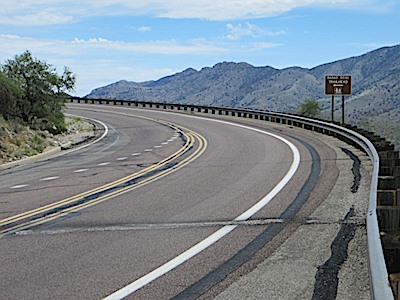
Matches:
[212,61,253,69]
[182,67,198,74]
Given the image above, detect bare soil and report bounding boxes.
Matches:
[0,117,96,165]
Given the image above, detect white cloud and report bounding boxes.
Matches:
[0,0,393,26]
[226,23,285,40]
[70,37,227,55]
[0,32,280,95]
[0,7,74,26]
[249,42,283,50]
[138,26,152,32]
[0,34,226,57]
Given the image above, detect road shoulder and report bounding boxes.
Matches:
[214,132,371,299]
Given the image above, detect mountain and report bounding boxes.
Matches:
[87,45,400,145]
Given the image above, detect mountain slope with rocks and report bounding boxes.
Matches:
[87,44,400,147]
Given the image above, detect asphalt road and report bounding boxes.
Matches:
[0,104,339,299]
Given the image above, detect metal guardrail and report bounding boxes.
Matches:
[70,96,395,299]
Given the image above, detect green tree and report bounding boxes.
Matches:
[299,99,321,118]
[0,72,22,120]
[1,51,76,133]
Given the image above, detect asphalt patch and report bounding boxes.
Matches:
[341,148,361,193]
[312,207,356,300]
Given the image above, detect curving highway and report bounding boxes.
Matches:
[0,104,367,299]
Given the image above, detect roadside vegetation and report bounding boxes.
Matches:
[298,99,321,118]
[0,115,52,163]
[357,117,400,151]
[298,99,399,150]
[0,51,76,163]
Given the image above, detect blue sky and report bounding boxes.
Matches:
[0,0,399,96]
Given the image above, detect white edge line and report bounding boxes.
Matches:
[103,226,237,300]
[103,112,300,300]
[64,113,109,154]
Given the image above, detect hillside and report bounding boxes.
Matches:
[87,45,400,146]
[0,116,96,165]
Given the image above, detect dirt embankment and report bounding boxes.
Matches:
[0,116,97,165]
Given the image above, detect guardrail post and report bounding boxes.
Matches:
[390,274,400,299]
[377,147,400,298]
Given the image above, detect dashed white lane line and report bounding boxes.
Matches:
[8,131,178,191]
[74,169,88,173]
[10,184,28,189]
[41,176,59,181]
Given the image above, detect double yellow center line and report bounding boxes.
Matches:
[0,120,207,237]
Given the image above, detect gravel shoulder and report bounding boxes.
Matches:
[214,132,372,300]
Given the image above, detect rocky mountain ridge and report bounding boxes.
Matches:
[87,45,400,144]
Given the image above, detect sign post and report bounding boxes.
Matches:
[325,75,352,124]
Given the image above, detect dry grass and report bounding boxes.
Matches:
[0,116,95,165]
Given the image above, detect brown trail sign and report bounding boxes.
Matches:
[325,75,352,124]
[325,75,352,95]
